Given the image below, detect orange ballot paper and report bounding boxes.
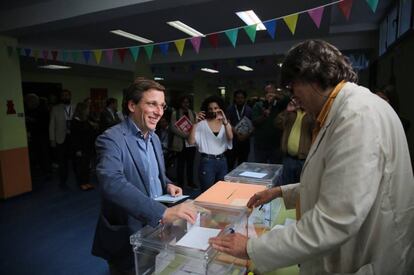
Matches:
[194,181,266,208]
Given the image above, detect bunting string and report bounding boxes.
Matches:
[6,0,379,64]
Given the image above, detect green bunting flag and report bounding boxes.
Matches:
[244,24,257,43]
[61,51,68,63]
[144,45,154,60]
[225,29,238,47]
[129,47,140,62]
[366,0,378,13]
[72,51,79,62]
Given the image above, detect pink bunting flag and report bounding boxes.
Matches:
[42,50,49,62]
[190,37,202,53]
[105,49,113,64]
[308,7,324,28]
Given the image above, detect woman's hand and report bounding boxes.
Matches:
[196,111,206,122]
[216,109,228,125]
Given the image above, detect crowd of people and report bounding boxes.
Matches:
[23,39,413,275]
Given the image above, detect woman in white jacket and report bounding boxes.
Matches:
[210,40,414,275]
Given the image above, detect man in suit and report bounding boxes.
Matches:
[92,79,197,275]
[49,89,74,186]
[99,97,121,133]
[210,40,414,274]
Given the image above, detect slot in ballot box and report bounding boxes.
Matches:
[130,203,248,275]
[224,162,283,187]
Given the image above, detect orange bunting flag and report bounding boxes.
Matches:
[283,13,299,35]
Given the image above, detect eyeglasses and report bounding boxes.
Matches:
[144,101,168,111]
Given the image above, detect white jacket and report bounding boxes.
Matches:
[247,83,414,274]
[49,103,74,144]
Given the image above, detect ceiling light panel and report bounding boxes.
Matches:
[38,64,71,70]
[237,65,254,71]
[236,10,266,31]
[166,21,205,37]
[201,68,219,73]
[110,30,153,44]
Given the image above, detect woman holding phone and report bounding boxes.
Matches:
[188,95,233,191]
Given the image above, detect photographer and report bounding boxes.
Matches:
[188,96,233,191]
[252,84,289,164]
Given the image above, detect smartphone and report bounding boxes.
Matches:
[205,111,217,119]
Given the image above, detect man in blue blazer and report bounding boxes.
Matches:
[92,79,197,274]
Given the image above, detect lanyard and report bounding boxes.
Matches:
[235,104,245,121]
[64,105,72,119]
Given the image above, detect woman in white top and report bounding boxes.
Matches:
[188,96,233,191]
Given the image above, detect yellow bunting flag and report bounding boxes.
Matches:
[283,13,299,35]
[93,50,102,64]
[174,39,186,56]
[33,49,39,61]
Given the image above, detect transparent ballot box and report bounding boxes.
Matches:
[224,162,283,187]
[130,204,248,275]
[224,162,283,229]
[193,181,280,234]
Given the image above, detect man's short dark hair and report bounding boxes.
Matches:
[201,95,225,112]
[106,97,117,107]
[233,89,247,98]
[123,78,166,115]
[281,40,358,90]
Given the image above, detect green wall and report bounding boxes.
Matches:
[0,36,28,150]
[21,71,132,108]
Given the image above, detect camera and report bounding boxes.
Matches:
[205,111,217,119]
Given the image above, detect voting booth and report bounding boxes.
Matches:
[130,203,248,275]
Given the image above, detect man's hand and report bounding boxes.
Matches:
[209,233,250,259]
[50,140,56,148]
[162,201,197,224]
[167,183,182,197]
[247,187,282,208]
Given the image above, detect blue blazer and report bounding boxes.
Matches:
[92,118,170,269]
